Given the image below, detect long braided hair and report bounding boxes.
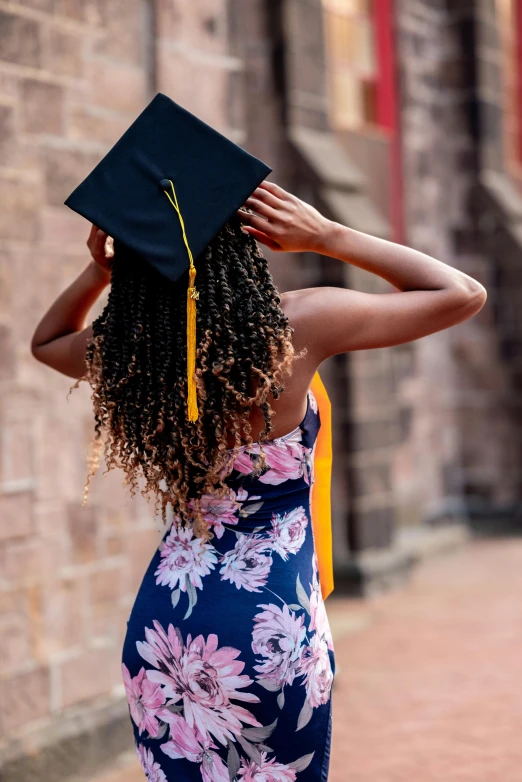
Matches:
[80,216,305,540]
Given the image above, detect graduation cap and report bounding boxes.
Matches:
[64,92,272,422]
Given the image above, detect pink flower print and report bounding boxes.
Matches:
[309,588,334,652]
[122,664,166,737]
[309,554,334,651]
[201,750,232,782]
[161,712,206,762]
[309,390,318,414]
[219,533,273,592]
[160,713,229,782]
[155,524,218,591]
[268,507,308,561]
[298,633,333,708]
[136,743,167,782]
[236,489,264,519]
[309,442,316,485]
[232,445,261,475]
[237,750,297,782]
[190,493,241,539]
[137,621,262,746]
[258,441,312,486]
[236,488,261,503]
[252,603,306,689]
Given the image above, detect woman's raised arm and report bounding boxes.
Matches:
[238,181,487,361]
[31,226,112,378]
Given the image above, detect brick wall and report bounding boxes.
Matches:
[471,0,522,515]
[236,0,362,563]
[395,0,521,525]
[0,5,394,770]
[243,0,403,559]
[0,0,248,772]
[3,0,521,775]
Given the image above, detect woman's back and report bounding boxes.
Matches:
[122,385,336,781]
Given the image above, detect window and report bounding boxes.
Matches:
[323,0,377,130]
[322,0,403,241]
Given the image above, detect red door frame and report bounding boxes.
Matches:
[373,0,404,243]
[517,0,522,164]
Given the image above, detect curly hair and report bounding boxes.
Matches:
[79,216,306,541]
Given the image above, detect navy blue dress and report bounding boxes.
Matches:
[121,388,336,782]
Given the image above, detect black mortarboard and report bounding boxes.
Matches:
[64,92,272,283]
[64,92,272,422]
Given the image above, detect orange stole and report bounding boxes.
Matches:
[310,371,334,600]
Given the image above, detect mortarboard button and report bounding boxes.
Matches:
[159,179,171,189]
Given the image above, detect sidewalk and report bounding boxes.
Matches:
[90,538,522,782]
[328,537,522,782]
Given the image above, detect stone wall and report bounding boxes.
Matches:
[470,0,522,519]
[0,4,393,772]
[395,0,522,526]
[232,0,359,568]
[0,0,248,774]
[264,0,402,561]
[3,0,521,776]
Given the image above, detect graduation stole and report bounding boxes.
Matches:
[309,371,334,600]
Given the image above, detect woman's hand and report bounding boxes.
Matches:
[87,224,114,279]
[237,181,331,253]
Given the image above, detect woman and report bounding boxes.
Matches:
[32,181,486,782]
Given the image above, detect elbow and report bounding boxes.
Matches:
[30,334,39,359]
[465,281,487,314]
[31,335,47,365]
[30,324,53,364]
[31,342,43,364]
[450,279,488,321]
[475,284,487,311]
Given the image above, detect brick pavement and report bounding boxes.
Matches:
[87,538,522,782]
[328,538,522,782]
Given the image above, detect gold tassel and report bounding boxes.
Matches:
[163,179,199,422]
[186,266,199,421]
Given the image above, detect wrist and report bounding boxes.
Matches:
[87,260,111,286]
[310,217,342,255]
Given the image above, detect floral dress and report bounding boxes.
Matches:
[121,388,336,782]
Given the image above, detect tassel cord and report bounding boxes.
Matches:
[164,180,199,422]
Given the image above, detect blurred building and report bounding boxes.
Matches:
[1,0,521,779]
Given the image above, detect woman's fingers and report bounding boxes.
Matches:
[87,224,112,267]
[243,196,278,221]
[242,226,282,252]
[237,209,271,233]
[238,181,293,225]
[104,235,115,259]
[237,209,282,250]
[250,186,282,210]
[259,180,289,200]
[240,182,328,254]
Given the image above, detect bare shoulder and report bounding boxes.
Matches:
[279,287,318,348]
[280,282,483,360]
[279,286,362,363]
